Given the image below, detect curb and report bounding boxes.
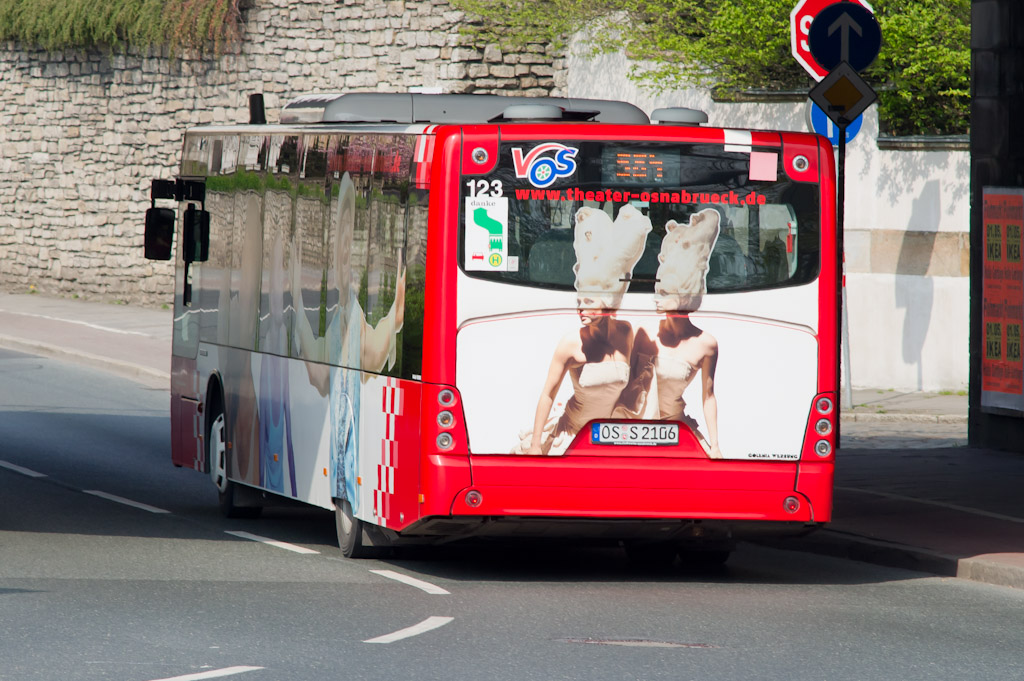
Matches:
[0,335,169,389]
[757,530,1024,591]
[755,530,957,577]
[840,413,968,424]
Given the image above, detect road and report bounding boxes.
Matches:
[1,348,1022,681]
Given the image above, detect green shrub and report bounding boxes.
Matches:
[0,0,242,54]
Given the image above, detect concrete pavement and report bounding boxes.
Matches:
[0,291,170,388]
[1,291,1022,589]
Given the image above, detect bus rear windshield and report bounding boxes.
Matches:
[460,141,821,295]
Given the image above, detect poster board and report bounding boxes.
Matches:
[981,187,1024,414]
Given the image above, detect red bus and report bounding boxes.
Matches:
[144,92,838,562]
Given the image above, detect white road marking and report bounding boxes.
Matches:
[837,487,1024,524]
[363,616,454,644]
[0,310,150,336]
[369,569,450,595]
[560,637,716,649]
[148,666,263,681]
[0,459,47,477]
[225,530,320,554]
[84,490,170,514]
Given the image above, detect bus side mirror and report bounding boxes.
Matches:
[182,203,210,263]
[144,207,176,260]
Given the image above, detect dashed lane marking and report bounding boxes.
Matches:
[0,459,47,477]
[363,616,454,644]
[148,666,263,680]
[225,530,321,554]
[369,569,450,595]
[84,490,170,514]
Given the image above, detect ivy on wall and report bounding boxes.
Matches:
[450,0,969,137]
[0,0,243,54]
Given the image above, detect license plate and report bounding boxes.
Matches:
[591,423,679,446]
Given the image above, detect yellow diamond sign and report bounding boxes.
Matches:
[809,62,877,127]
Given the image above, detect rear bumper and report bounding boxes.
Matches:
[412,456,833,534]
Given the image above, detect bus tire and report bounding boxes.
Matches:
[335,499,378,559]
[206,401,261,520]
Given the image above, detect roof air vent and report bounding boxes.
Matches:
[494,104,564,121]
[651,107,708,126]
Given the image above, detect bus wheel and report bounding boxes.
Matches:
[335,499,378,559]
[207,406,261,519]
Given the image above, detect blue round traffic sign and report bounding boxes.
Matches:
[807,101,863,145]
[808,2,881,73]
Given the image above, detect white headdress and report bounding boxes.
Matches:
[572,205,652,309]
[654,208,721,311]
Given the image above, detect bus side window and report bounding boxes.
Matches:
[196,135,238,349]
[364,135,409,377]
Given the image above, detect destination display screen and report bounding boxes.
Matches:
[600,146,681,186]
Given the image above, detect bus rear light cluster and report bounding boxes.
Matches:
[431,386,463,452]
[464,490,483,507]
[806,394,836,459]
[784,496,801,514]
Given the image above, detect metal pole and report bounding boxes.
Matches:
[837,125,853,414]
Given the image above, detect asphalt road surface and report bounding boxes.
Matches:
[1,348,1022,681]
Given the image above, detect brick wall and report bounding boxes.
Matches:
[0,0,566,305]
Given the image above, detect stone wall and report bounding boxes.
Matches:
[0,0,566,305]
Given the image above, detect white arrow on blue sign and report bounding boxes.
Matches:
[808,2,882,73]
[806,100,862,145]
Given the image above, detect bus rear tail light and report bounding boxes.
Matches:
[803,393,837,460]
[784,496,801,514]
[425,385,467,454]
[815,418,833,436]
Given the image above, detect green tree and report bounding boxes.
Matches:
[452,0,969,136]
[868,0,970,136]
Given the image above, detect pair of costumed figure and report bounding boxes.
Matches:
[514,205,723,459]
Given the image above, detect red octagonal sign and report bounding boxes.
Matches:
[790,0,873,81]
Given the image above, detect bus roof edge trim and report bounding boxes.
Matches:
[280,93,650,125]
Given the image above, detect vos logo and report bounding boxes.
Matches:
[512,144,578,188]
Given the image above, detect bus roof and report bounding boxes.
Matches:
[280,92,651,126]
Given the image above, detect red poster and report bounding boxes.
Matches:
[981,188,1024,407]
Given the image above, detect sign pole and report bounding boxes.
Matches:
[794,0,881,425]
[837,125,853,413]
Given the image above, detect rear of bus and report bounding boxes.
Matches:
[416,121,838,547]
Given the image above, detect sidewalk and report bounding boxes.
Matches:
[0,291,171,388]
[1,291,1022,589]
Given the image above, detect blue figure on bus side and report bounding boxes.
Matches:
[290,171,405,512]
